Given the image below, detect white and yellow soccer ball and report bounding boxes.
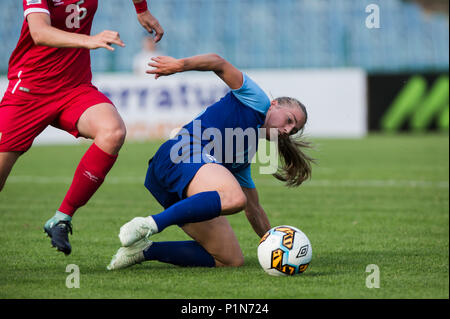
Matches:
[257,225,312,276]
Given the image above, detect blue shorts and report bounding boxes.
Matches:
[144,140,214,209]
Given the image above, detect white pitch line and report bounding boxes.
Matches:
[303,179,449,188]
[6,176,143,185]
[6,176,449,189]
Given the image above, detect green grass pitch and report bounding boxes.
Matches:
[0,134,448,299]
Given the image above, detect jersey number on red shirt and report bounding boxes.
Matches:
[66,0,88,29]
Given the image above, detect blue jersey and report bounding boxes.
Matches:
[170,73,271,188]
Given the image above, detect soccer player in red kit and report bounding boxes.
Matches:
[0,0,163,255]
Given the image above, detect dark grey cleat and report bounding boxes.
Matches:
[44,220,73,255]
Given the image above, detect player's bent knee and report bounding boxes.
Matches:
[233,191,247,212]
[112,125,127,146]
[97,125,127,151]
[229,254,245,267]
[221,190,247,214]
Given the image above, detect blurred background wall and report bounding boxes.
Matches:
[1,0,447,73]
[0,0,448,141]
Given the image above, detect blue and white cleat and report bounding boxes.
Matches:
[118,216,158,247]
[107,238,152,270]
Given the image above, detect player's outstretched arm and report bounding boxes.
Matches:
[133,0,164,42]
[147,54,243,89]
[242,187,271,238]
[27,13,125,51]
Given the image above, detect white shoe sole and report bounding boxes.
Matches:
[107,238,152,270]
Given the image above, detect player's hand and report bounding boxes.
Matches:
[86,30,125,51]
[146,56,183,79]
[138,11,164,43]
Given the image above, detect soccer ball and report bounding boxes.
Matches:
[257,225,312,276]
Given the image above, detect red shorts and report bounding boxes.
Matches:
[0,84,113,152]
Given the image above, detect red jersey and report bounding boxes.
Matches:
[6,0,99,96]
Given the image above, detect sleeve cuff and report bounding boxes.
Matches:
[232,73,247,93]
[24,8,50,18]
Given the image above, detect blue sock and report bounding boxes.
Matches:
[143,241,215,267]
[152,191,221,232]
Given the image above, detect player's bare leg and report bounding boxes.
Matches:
[185,163,247,215]
[119,163,247,247]
[76,103,127,155]
[178,165,246,267]
[110,187,244,270]
[108,215,244,270]
[0,152,22,192]
[44,103,126,255]
[181,217,245,267]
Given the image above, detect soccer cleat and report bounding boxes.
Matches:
[44,220,73,255]
[119,216,158,247]
[107,238,152,270]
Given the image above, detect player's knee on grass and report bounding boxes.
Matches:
[215,250,245,267]
[211,224,245,267]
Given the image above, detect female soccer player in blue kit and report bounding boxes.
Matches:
[107,53,314,270]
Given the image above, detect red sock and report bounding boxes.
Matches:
[59,143,118,217]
